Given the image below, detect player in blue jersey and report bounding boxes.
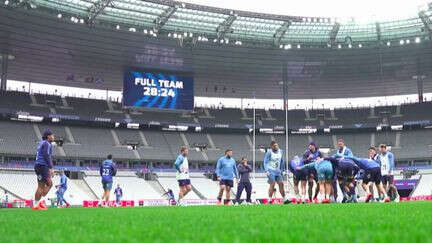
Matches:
[302,142,322,201]
[330,138,354,202]
[55,170,70,208]
[288,156,307,202]
[326,157,359,203]
[174,146,192,206]
[342,155,390,203]
[297,156,334,203]
[264,141,291,204]
[216,149,239,205]
[335,138,354,157]
[378,144,399,201]
[33,129,55,210]
[114,184,123,205]
[100,154,117,206]
[163,189,176,205]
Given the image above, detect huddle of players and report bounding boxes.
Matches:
[173,141,291,206]
[289,139,398,203]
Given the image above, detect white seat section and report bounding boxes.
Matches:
[157,177,200,199]
[191,177,219,199]
[252,178,270,199]
[0,170,90,205]
[84,175,162,200]
[412,174,432,196]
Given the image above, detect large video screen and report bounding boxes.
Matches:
[123,70,194,110]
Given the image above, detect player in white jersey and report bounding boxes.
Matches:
[263,141,290,204]
[174,146,191,206]
[378,144,399,201]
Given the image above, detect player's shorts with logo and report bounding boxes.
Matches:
[34,164,50,183]
[363,167,382,184]
[102,181,113,190]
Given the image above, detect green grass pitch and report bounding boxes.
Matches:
[1,202,431,243]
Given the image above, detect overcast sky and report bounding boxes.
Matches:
[182,0,429,20]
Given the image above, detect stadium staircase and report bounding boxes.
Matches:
[81,177,100,200]
[0,185,22,200]
[147,180,167,198]
[191,185,206,199]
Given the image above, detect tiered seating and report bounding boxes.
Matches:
[0,170,91,205]
[411,174,432,196]
[0,121,38,155]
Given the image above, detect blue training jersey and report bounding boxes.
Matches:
[335,146,354,157]
[345,156,379,170]
[288,156,304,174]
[263,149,285,174]
[35,140,53,168]
[100,159,117,182]
[59,174,67,189]
[114,187,123,197]
[215,156,239,180]
[303,149,323,164]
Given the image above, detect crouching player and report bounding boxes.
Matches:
[342,155,390,202]
[264,141,291,204]
[297,157,334,203]
[288,156,307,203]
[334,158,359,203]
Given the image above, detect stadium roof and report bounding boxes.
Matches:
[4,0,432,49]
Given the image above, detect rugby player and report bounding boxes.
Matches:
[55,170,70,208]
[302,142,322,201]
[216,149,239,205]
[378,144,399,201]
[342,155,390,202]
[114,184,123,205]
[174,146,191,206]
[264,141,290,204]
[100,154,117,207]
[33,129,55,210]
[288,156,307,203]
[297,156,334,203]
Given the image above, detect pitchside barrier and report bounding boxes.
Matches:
[1,197,432,209]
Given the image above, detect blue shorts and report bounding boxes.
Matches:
[57,187,66,196]
[116,195,122,202]
[317,167,334,182]
[102,181,113,191]
[363,167,382,184]
[220,179,234,187]
[267,172,283,184]
[293,170,307,182]
[34,164,50,183]
[178,179,191,187]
